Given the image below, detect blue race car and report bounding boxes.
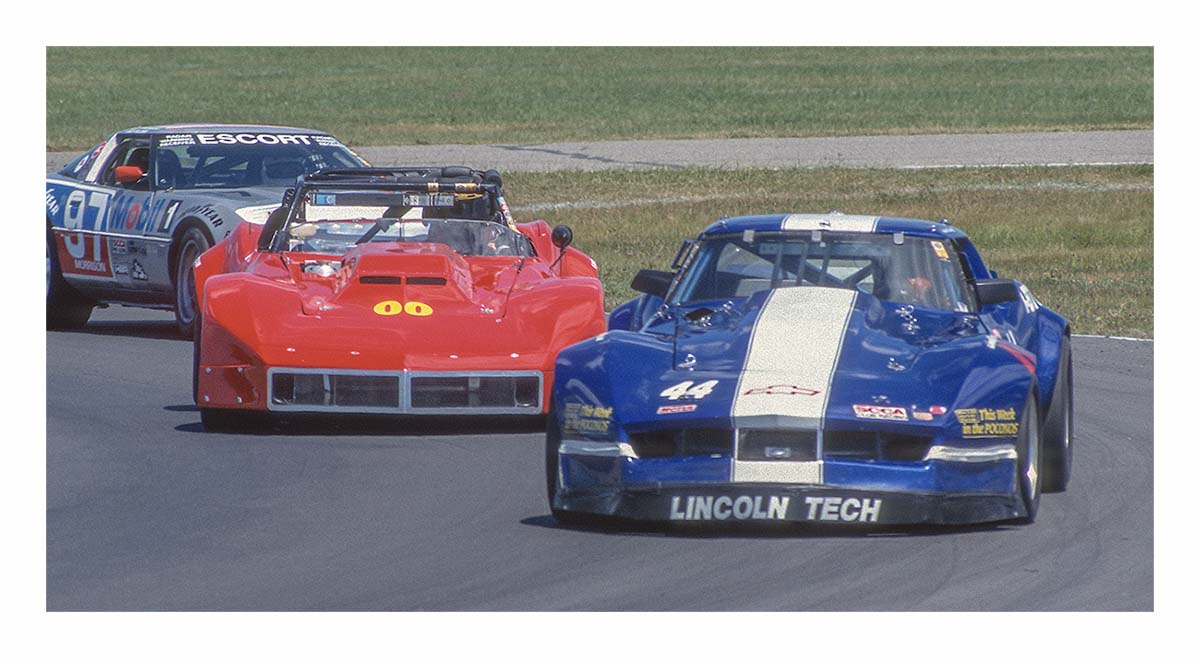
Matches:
[547,213,1072,526]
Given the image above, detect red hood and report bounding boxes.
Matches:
[203,241,603,371]
[290,242,538,319]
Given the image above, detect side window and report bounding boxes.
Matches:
[99,138,152,190]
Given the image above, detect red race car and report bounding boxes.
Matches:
[192,167,605,431]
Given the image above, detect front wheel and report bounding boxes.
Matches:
[1015,387,1043,523]
[46,234,94,330]
[173,226,213,337]
[1041,336,1073,493]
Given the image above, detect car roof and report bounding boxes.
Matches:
[119,123,331,135]
[700,213,969,240]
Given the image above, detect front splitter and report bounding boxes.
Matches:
[554,483,1026,526]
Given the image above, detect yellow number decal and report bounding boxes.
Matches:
[404,301,433,317]
[373,300,404,316]
[373,300,434,316]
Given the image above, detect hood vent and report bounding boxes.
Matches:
[407,276,447,286]
[357,275,447,286]
[359,276,404,285]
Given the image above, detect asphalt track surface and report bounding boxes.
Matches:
[46,129,1153,173]
[46,306,1153,611]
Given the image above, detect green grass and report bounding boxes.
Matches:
[503,165,1153,338]
[46,47,1152,150]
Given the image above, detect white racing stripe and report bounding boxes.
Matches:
[731,287,858,483]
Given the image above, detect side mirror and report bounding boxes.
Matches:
[975,278,1020,306]
[631,269,674,298]
[115,165,145,184]
[551,225,573,250]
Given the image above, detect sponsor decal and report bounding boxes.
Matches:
[189,133,340,147]
[110,238,127,254]
[182,203,223,227]
[656,404,697,415]
[131,260,148,281]
[372,300,434,317]
[955,407,1019,438]
[670,495,790,521]
[112,263,130,277]
[1017,283,1040,314]
[497,195,516,229]
[803,496,882,523]
[911,405,948,422]
[931,240,950,260]
[852,404,909,421]
[562,403,613,435]
[743,384,819,396]
[45,190,60,217]
[159,134,196,147]
[660,380,718,400]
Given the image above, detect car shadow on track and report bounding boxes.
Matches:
[170,407,546,437]
[519,514,1018,539]
[48,320,187,342]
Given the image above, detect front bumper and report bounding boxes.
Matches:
[197,365,550,415]
[553,483,1026,525]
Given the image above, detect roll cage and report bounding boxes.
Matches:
[258,167,513,252]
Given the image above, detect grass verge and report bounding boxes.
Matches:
[47,47,1152,150]
[504,165,1153,338]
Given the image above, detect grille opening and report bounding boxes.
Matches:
[410,375,539,409]
[738,429,818,461]
[823,430,932,462]
[406,276,447,286]
[627,428,733,458]
[359,276,404,285]
[271,373,400,408]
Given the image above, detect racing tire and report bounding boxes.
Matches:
[1040,336,1073,493]
[173,226,213,338]
[46,233,94,330]
[1014,387,1043,524]
[544,397,593,527]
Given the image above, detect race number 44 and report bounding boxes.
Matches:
[660,380,719,400]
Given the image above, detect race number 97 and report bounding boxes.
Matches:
[373,300,434,317]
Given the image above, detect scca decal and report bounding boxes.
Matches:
[373,300,433,316]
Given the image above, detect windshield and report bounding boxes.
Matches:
[154,133,363,190]
[671,231,976,312]
[282,187,532,257]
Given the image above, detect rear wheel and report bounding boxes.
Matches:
[173,226,213,337]
[1015,387,1043,523]
[46,233,94,330]
[1041,336,1073,493]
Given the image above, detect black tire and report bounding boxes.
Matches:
[1041,336,1073,493]
[173,226,213,337]
[544,398,592,526]
[200,408,269,434]
[1014,387,1043,524]
[46,233,94,330]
